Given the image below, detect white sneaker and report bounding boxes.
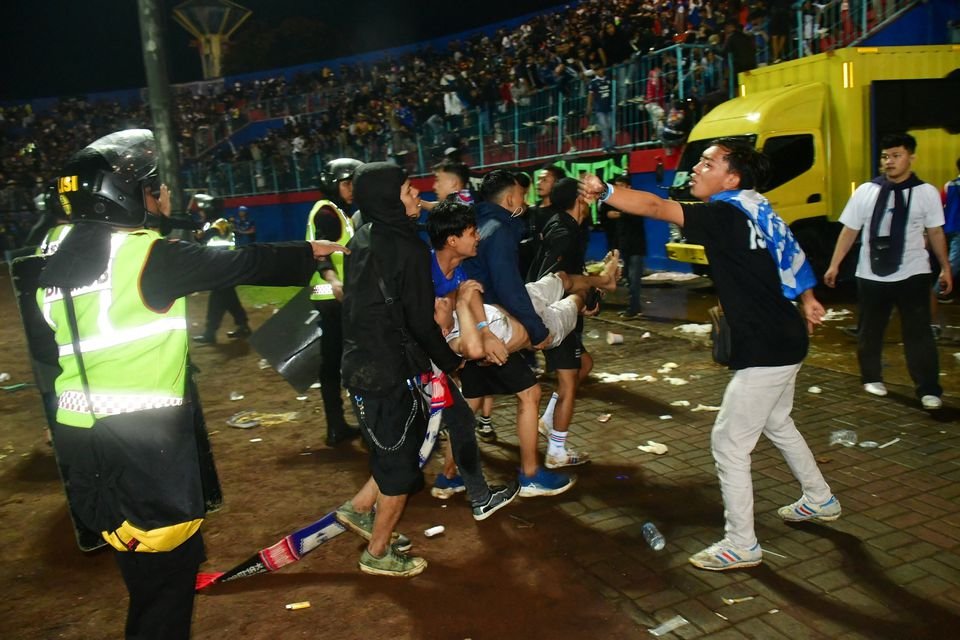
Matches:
[545,448,591,469]
[863,382,888,397]
[688,539,762,571]
[921,395,943,410]
[537,419,550,439]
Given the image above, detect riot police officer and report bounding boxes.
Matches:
[307,158,362,446]
[33,129,347,639]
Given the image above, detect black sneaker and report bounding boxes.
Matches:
[326,425,361,447]
[472,481,520,521]
[227,324,252,339]
[476,422,497,442]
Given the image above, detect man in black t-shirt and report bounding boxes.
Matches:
[527,178,593,470]
[582,138,840,572]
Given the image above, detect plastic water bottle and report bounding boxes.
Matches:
[642,522,665,551]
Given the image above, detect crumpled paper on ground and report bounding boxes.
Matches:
[637,440,668,455]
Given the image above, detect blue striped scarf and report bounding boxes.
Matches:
[710,189,817,300]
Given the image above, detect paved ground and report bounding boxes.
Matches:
[2,273,959,639]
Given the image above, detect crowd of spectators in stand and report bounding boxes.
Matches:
[1,0,903,249]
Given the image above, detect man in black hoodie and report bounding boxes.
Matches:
[336,163,463,577]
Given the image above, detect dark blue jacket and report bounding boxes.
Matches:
[463,201,549,345]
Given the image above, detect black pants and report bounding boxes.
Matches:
[316,299,348,431]
[114,531,205,640]
[204,287,247,335]
[857,274,941,397]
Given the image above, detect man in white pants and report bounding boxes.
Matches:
[582,138,840,571]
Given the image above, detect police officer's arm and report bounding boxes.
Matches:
[580,174,683,225]
[141,240,327,311]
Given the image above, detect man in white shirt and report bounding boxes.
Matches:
[824,133,953,410]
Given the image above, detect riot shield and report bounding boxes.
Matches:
[248,287,322,393]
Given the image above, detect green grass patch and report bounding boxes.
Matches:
[236,285,303,307]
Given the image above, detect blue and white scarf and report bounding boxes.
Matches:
[710,189,816,300]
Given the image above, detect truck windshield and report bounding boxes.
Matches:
[669,135,757,201]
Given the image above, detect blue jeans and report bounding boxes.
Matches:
[596,111,613,150]
[626,254,644,314]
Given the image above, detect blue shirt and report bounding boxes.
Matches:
[431,250,466,297]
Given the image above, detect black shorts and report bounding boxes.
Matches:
[350,380,427,496]
[460,352,537,398]
[544,331,585,371]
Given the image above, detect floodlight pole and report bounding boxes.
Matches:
[137,0,184,223]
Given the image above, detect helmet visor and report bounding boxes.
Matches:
[86,129,159,190]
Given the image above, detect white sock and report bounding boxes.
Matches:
[540,392,559,428]
[547,429,568,456]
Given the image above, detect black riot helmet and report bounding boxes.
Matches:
[57,129,160,228]
[318,157,362,197]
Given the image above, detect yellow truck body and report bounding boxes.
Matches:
[667,45,960,268]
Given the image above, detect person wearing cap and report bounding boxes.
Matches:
[232,205,256,246]
[527,177,596,470]
[33,129,348,638]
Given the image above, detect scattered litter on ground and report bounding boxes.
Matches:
[670,400,690,407]
[249,438,263,443]
[954,352,960,362]
[2,383,30,392]
[227,411,300,428]
[638,375,658,382]
[509,514,534,528]
[424,525,445,538]
[0,373,10,383]
[673,323,712,335]
[822,308,853,321]
[643,271,702,282]
[648,615,689,636]
[641,332,651,339]
[829,429,858,447]
[637,441,668,455]
[299,451,313,456]
[714,612,729,621]
[606,332,624,345]
[309,382,321,389]
[722,596,755,605]
[659,362,679,371]
[596,372,643,383]
[659,415,672,420]
[807,386,822,394]
[691,404,721,412]
[816,456,832,464]
[663,377,689,386]
[585,329,601,339]
[227,412,261,429]
[597,413,612,423]
[229,391,244,401]
[763,548,788,559]
[859,441,879,448]
[296,395,308,401]
[877,437,900,449]
[768,609,780,614]
[257,358,271,370]
[285,601,310,610]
